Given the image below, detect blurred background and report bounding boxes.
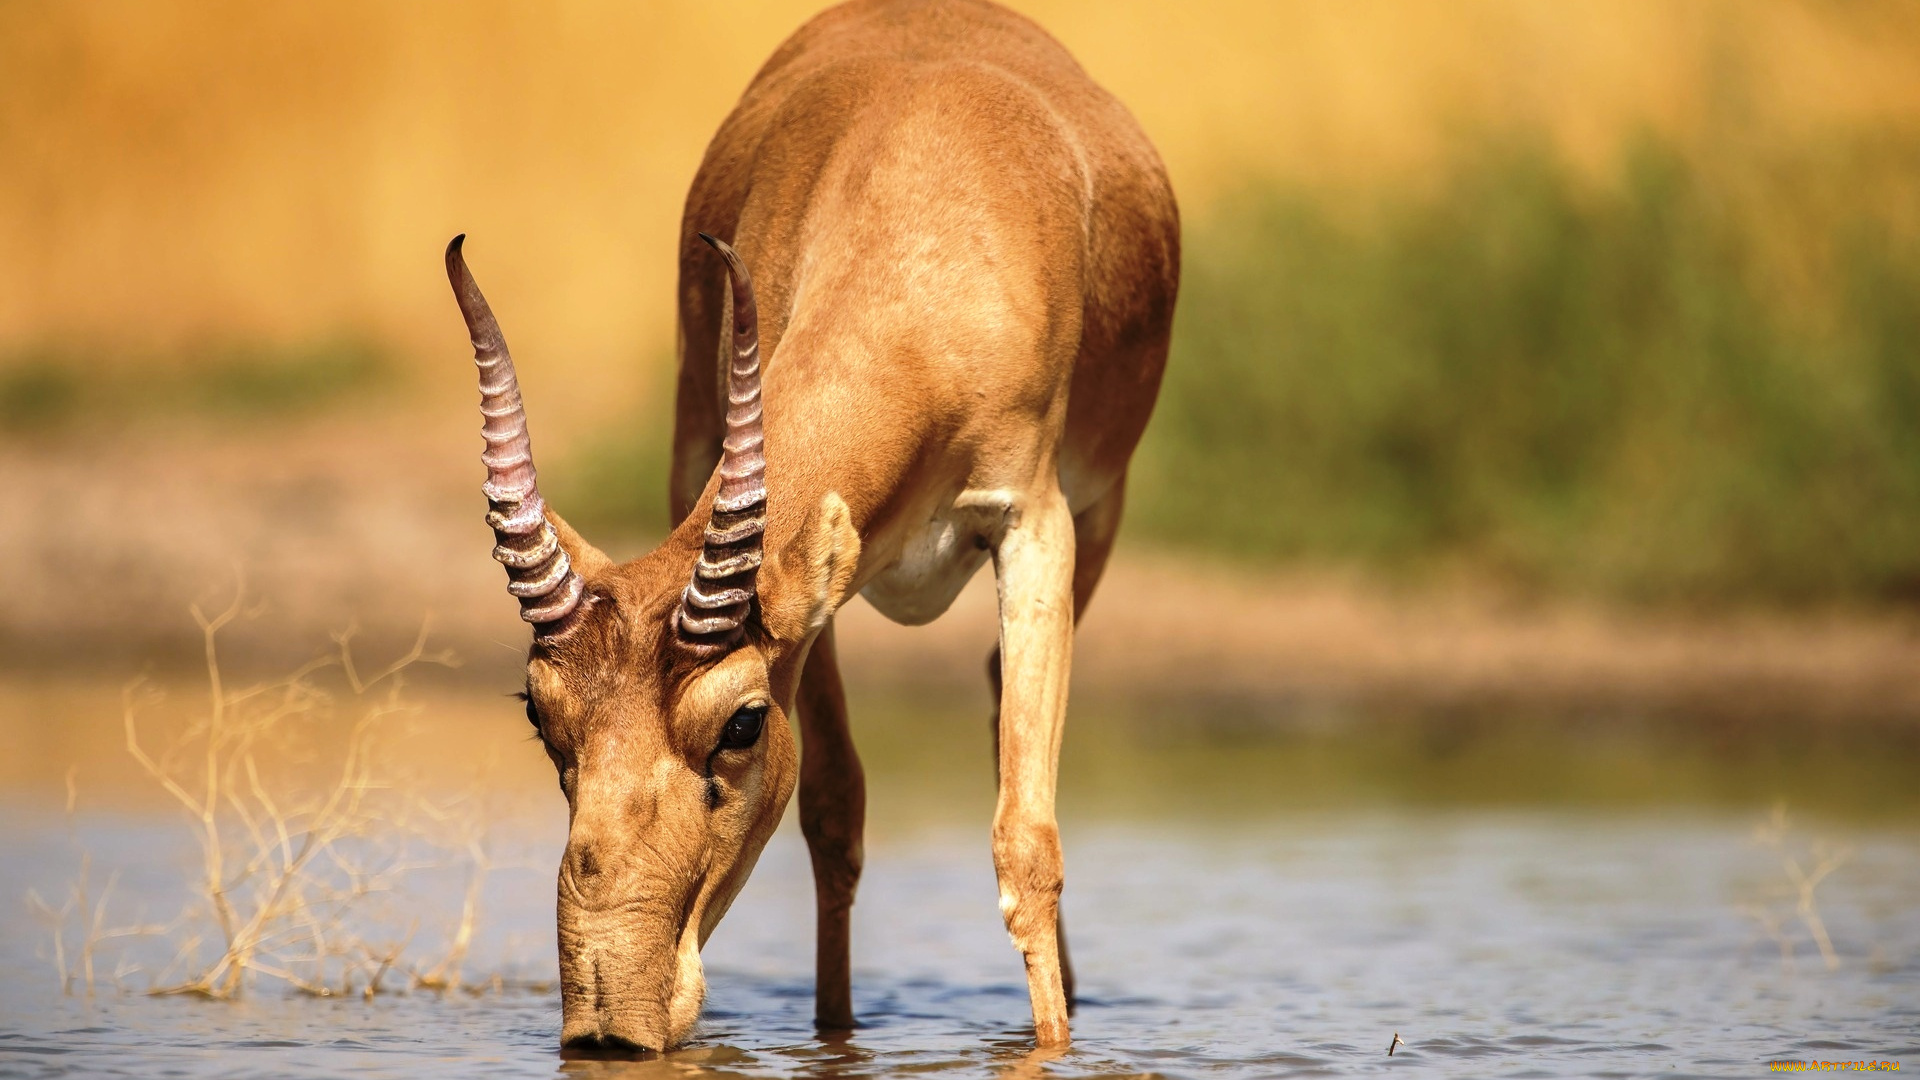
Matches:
[4,0,1920,819]
[5,4,1920,1073]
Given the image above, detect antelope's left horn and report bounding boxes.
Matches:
[677,233,767,651]
[446,235,584,629]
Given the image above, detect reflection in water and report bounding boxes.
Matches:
[992,1046,1066,1080]
[4,805,1915,1078]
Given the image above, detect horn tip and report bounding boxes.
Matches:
[699,232,742,266]
[445,234,471,286]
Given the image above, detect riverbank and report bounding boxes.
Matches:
[6,426,1920,733]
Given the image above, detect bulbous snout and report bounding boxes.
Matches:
[555,825,708,1054]
[541,679,797,1053]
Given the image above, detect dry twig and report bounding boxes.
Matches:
[32,579,513,1000]
[1741,803,1851,973]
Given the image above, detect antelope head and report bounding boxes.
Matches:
[445,234,858,1053]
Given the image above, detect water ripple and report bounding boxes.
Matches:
[3,813,1915,1078]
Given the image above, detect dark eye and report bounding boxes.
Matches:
[520,691,541,731]
[717,705,767,751]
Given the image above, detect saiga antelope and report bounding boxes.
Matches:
[445,0,1177,1052]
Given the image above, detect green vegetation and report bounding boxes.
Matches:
[0,337,392,432]
[1133,134,1920,606]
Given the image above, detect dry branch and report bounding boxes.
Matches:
[1741,803,1852,973]
[31,580,522,1000]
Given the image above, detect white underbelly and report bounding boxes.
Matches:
[859,489,1015,626]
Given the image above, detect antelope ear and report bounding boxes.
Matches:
[546,508,613,579]
[783,491,861,635]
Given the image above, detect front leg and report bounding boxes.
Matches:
[989,486,1075,1048]
[796,620,863,1030]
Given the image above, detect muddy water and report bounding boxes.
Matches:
[3,699,1918,1078]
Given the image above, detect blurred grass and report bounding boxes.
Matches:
[1133,131,1920,606]
[0,337,392,432]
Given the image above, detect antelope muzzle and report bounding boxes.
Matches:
[555,817,709,1054]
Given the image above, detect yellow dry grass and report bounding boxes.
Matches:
[4,1,1917,426]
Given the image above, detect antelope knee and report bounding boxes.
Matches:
[991,819,1063,942]
[800,810,864,900]
[806,842,865,906]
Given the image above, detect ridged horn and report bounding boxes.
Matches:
[677,233,767,649]
[445,234,584,629]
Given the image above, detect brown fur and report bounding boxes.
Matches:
[514,0,1176,1052]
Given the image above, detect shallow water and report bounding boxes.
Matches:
[4,803,1917,1079]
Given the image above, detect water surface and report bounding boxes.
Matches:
[5,803,1916,1079]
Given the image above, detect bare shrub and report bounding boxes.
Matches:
[30,581,525,1000]
[1739,803,1851,974]
[26,851,176,996]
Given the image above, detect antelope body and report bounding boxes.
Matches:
[447,0,1177,1052]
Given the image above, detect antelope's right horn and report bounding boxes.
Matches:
[446,235,584,629]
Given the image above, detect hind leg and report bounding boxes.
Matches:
[986,476,1126,1015]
